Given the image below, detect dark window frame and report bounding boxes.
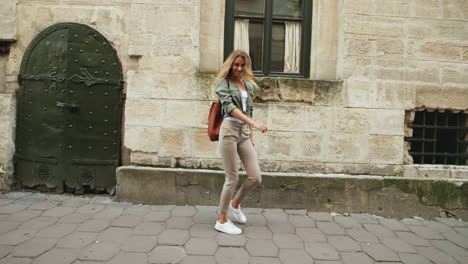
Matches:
[406,110,467,165]
[224,0,313,78]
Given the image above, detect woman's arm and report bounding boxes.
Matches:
[216,79,236,115]
[230,108,267,133]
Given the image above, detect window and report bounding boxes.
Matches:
[224,0,312,78]
[406,110,467,165]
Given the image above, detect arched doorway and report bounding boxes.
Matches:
[15,23,123,194]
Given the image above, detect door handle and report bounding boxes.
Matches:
[56,102,80,111]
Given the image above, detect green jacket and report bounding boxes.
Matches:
[216,79,255,118]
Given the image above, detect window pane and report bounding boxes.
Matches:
[270,22,285,72]
[273,0,302,18]
[235,0,264,16]
[249,20,263,71]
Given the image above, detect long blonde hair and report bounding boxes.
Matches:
[216,50,255,83]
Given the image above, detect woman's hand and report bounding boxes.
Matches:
[252,122,268,133]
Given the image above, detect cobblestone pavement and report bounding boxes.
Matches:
[0,191,467,264]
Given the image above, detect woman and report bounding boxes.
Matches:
[214,50,268,235]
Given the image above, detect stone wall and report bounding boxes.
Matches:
[0,0,18,189]
[342,0,468,174]
[0,0,467,189]
[343,0,468,110]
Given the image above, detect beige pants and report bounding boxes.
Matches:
[218,119,262,214]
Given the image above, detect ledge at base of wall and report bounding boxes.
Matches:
[116,166,468,220]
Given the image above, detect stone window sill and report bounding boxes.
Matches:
[402,164,468,179]
[197,74,343,106]
[255,76,343,106]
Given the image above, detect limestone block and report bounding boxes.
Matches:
[298,133,324,161]
[373,81,415,109]
[0,96,14,170]
[195,74,218,100]
[191,128,218,158]
[373,60,440,84]
[414,84,444,108]
[124,98,161,126]
[375,39,404,57]
[130,151,160,166]
[343,0,374,15]
[277,78,314,103]
[126,71,157,99]
[409,0,441,18]
[345,80,372,108]
[0,0,17,40]
[130,36,196,57]
[0,58,5,93]
[15,5,53,49]
[344,37,372,56]
[0,94,15,122]
[0,122,15,167]
[161,100,209,128]
[48,5,128,48]
[127,71,182,99]
[463,47,468,61]
[344,15,404,37]
[178,158,223,170]
[369,109,405,136]
[408,42,462,61]
[138,56,197,74]
[314,81,344,106]
[269,105,307,131]
[417,85,468,110]
[127,71,206,100]
[199,0,223,73]
[451,168,468,179]
[256,78,281,102]
[326,134,368,163]
[442,86,468,110]
[374,66,405,82]
[343,57,373,79]
[442,0,468,20]
[310,0,341,80]
[303,106,333,133]
[129,0,199,4]
[129,4,198,40]
[405,61,441,84]
[345,0,441,18]
[441,64,468,86]
[159,128,188,157]
[368,135,403,164]
[161,74,205,100]
[407,19,468,42]
[403,165,468,179]
[260,132,299,161]
[313,57,339,80]
[317,0,340,56]
[252,103,269,126]
[124,125,160,153]
[374,0,410,17]
[335,108,369,134]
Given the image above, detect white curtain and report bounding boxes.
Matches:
[234,19,250,54]
[284,22,301,73]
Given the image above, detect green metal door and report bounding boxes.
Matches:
[15,23,123,194]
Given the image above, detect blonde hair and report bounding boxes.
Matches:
[216,50,254,83]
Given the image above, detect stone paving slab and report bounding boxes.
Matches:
[0,191,467,264]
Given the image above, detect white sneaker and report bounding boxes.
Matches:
[215,220,242,235]
[230,202,247,224]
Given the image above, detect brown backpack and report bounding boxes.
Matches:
[208,79,230,141]
[207,100,223,141]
